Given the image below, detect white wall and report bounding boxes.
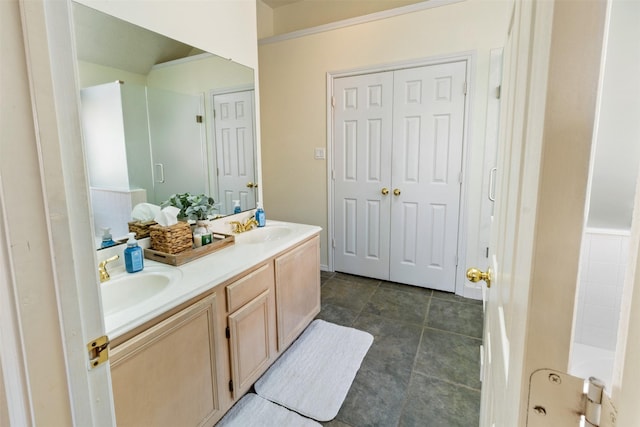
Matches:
[258,0,510,278]
[575,229,630,350]
[588,0,640,230]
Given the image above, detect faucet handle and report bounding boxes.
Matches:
[99,254,119,283]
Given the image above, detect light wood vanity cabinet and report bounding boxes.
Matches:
[110,293,222,427]
[109,233,320,426]
[275,235,321,351]
[226,262,277,399]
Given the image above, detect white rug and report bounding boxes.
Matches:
[217,393,320,427]
[254,319,374,422]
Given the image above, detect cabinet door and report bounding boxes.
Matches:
[110,293,222,427]
[228,289,275,398]
[275,236,321,351]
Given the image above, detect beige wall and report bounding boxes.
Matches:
[78,60,148,87]
[259,0,510,274]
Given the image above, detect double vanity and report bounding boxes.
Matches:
[98,221,321,426]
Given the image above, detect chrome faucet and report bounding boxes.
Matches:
[98,254,119,283]
[229,216,259,233]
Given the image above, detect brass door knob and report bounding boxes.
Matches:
[381,187,389,195]
[246,182,258,188]
[466,267,492,288]
[393,188,401,196]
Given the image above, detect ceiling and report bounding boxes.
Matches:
[261,0,301,8]
[73,3,200,75]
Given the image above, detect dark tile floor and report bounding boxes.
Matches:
[317,271,484,427]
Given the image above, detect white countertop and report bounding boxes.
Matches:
[102,220,321,339]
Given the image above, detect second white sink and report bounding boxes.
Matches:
[237,225,292,244]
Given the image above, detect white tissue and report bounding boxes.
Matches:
[131,203,161,221]
[154,206,181,227]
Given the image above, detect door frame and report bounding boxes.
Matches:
[13,0,116,424]
[326,52,475,296]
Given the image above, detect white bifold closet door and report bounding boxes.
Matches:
[333,61,466,291]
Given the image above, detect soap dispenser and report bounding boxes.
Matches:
[255,202,266,227]
[233,200,241,214]
[124,232,144,273]
[100,227,116,248]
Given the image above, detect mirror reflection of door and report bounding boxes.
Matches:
[147,87,208,205]
[212,90,257,215]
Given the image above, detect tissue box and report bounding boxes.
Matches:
[149,222,192,254]
[128,220,158,239]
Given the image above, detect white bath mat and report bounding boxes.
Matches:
[216,393,320,427]
[254,319,374,422]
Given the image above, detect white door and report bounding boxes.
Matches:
[147,87,207,205]
[213,90,257,215]
[472,0,640,425]
[333,71,394,280]
[478,1,543,424]
[333,62,466,292]
[389,62,466,290]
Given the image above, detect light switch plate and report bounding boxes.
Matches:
[314,147,326,160]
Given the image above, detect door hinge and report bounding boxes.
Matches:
[87,335,110,369]
[455,255,459,267]
[229,380,234,392]
[196,114,203,123]
[225,326,230,339]
[463,81,468,96]
[496,84,501,99]
[332,238,336,249]
[331,96,335,108]
[528,369,617,427]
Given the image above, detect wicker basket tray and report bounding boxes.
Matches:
[149,222,193,254]
[128,220,158,239]
[144,233,235,266]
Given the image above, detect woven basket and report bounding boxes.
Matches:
[128,220,158,239]
[149,222,192,254]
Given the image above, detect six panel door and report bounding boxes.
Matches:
[333,61,467,291]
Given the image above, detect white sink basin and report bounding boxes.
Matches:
[237,226,292,244]
[101,266,182,315]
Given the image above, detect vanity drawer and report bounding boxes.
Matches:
[226,262,274,312]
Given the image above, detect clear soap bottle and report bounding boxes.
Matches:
[124,232,144,273]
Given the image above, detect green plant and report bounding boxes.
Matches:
[161,193,215,221]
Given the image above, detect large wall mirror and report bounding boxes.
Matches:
[72,2,259,246]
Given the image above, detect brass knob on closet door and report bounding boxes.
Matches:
[393,188,401,196]
[466,267,492,288]
[246,182,258,188]
[381,187,389,195]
